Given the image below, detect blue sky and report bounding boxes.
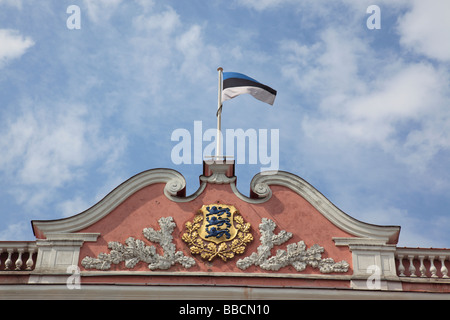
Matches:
[1,0,450,248]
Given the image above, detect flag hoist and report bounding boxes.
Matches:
[215,67,277,159]
[216,67,224,160]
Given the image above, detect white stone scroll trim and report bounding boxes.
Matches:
[242,171,401,244]
[31,166,400,245]
[31,169,202,237]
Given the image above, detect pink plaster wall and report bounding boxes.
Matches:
[78,182,354,279]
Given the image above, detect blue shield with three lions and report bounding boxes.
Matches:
[199,204,238,244]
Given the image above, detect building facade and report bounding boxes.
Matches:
[1,161,450,299]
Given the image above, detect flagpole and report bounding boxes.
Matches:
[216,67,223,161]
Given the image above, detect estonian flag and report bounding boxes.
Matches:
[222,72,277,106]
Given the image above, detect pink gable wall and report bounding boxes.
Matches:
[78,182,354,275]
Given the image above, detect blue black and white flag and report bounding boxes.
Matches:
[222,72,277,106]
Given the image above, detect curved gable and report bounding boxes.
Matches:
[26,161,406,286]
[32,163,400,245]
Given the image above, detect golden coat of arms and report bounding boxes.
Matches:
[182,204,253,262]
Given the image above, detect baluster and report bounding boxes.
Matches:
[5,249,13,270]
[418,255,427,277]
[26,249,35,271]
[428,255,437,278]
[397,255,405,276]
[440,256,449,278]
[15,248,24,270]
[0,248,3,269]
[408,255,417,277]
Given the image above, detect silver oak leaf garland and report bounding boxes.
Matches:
[81,217,195,271]
[81,216,348,273]
[236,218,349,273]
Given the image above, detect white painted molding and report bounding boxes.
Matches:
[32,169,200,237]
[333,237,390,247]
[248,171,400,244]
[45,233,100,242]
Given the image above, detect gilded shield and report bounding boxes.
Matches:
[198,204,238,244]
[182,203,253,262]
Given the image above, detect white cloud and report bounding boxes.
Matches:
[121,5,221,130]
[58,196,90,218]
[274,2,450,248]
[82,0,123,23]
[133,0,155,12]
[0,0,448,248]
[133,7,219,81]
[352,206,442,247]
[0,0,22,9]
[281,28,371,97]
[176,25,220,80]
[132,6,180,34]
[0,221,30,241]
[128,6,183,97]
[0,29,34,67]
[281,24,450,180]
[237,0,292,11]
[397,0,450,62]
[303,62,450,175]
[0,102,127,209]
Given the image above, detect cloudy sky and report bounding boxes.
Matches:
[1,0,450,247]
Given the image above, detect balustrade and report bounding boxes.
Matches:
[396,249,450,279]
[3,241,450,280]
[0,242,37,271]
